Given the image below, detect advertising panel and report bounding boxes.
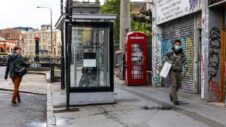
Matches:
[156,0,202,24]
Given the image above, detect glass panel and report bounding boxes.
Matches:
[131,44,144,79]
[70,26,110,88]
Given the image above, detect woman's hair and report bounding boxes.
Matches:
[14,46,21,51]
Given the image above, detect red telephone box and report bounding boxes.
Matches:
[125,32,147,86]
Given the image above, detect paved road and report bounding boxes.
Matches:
[0,91,47,127]
[0,66,6,79]
[0,66,47,127]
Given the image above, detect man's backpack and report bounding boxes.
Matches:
[14,55,27,77]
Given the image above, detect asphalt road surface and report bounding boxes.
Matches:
[0,91,47,127]
[0,66,47,127]
[0,66,6,79]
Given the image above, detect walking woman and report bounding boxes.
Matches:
[4,46,27,105]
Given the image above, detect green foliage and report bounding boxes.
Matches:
[100,1,152,48]
[131,9,152,37]
[100,0,120,49]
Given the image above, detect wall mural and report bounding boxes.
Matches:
[161,36,194,91]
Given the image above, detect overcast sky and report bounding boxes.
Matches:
[0,0,144,29]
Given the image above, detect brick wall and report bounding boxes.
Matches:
[0,28,21,40]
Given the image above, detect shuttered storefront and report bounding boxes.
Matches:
[161,15,195,92]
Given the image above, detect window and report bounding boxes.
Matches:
[70,26,110,88]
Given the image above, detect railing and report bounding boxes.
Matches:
[0,55,8,66]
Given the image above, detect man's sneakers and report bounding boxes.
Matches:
[17,98,21,103]
[169,93,179,105]
[174,101,180,105]
[11,101,17,106]
[169,94,173,102]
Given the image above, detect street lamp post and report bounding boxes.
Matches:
[37,6,54,82]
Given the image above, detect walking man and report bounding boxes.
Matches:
[5,46,27,105]
[162,40,187,105]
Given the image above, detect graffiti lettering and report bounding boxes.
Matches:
[152,33,162,86]
[201,55,205,81]
[208,27,221,101]
[208,80,221,100]
[189,0,201,11]
[153,42,161,85]
[208,27,221,82]
[185,37,194,76]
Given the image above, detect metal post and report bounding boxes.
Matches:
[60,0,65,89]
[35,36,40,62]
[50,8,55,83]
[37,6,54,82]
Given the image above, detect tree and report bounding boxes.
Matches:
[100,1,152,48]
[100,0,120,49]
[131,9,152,37]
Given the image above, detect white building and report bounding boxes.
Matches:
[23,26,61,58]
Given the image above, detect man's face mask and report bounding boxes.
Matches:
[175,45,182,51]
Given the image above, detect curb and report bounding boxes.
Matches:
[47,83,56,127]
[27,71,48,76]
[27,72,47,75]
[0,88,46,95]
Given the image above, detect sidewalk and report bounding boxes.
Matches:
[0,73,47,127]
[47,77,226,127]
[0,74,47,95]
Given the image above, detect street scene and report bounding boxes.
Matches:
[0,0,226,127]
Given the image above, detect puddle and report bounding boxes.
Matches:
[26,122,47,127]
[56,117,74,126]
[142,106,173,110]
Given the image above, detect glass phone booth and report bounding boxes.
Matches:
[66,14,116,107]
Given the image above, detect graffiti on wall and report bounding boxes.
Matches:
[185,37,194,75]
[201,55,205,94]
[152,33,162,86]
[202,15,209,47]
[208,80,221,100]
[160,35,194,91]
[189,0,201,11]
[208,27,221,100]
[201,15,209,99]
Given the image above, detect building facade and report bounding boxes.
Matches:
[0,28,21,53]
[152,0,226,102]
[23,27,61,58]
